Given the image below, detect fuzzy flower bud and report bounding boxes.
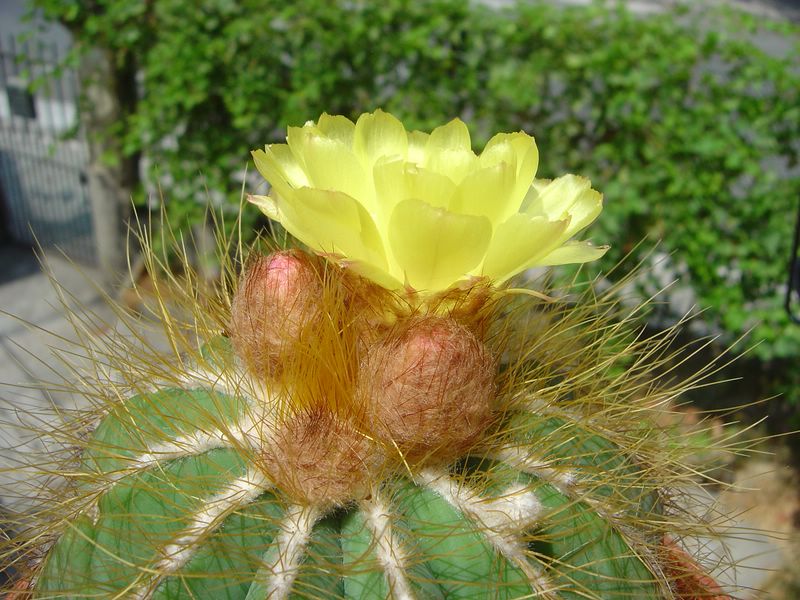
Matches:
[358,316,495,464]
[230,250,321,376]
[262,409,380,507]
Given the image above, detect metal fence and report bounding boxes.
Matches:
[0,36,95,265]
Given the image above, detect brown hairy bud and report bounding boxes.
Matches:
[262,409,381,507]
[230,251,321,376]
[358,316,495,464]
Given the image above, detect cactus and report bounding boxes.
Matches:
[2,112,732,599]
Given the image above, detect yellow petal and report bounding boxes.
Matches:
[479,134,517,169]
[509,132,539,176]
[341,260,404,290]
[518,179,549,212]
[536,241,609,266]
[428,118,471,152]
[353,109,408,167]
[268,144,309,188]
[279,187,387,270]
[531,178,551,194]
[423,148,477,185]
[247,192,306,242]
[316,113,355,147]
[482,132,539,211]
[482,214,569,282]
[251,148,293,198]
[372,157,407,222]
[407,130,430,164]
[374,160,458,214]
[271,146,308,189]
[526,175,602,238]
[423,119,477,183]
[451,162,516,222]
[511,135,539,207]
[526,174,589,219]
[301,133,372,208]
[247,194,281,221]
[286,124,314,163]
[388,198,491,291]
[564,188,603,237]
[482,132,538,173]
[404,165,457,209]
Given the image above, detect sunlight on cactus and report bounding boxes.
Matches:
[0,113,749,599]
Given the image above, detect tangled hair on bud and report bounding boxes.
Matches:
[230,250,322,377]
[262,408,381,507]
[359,315,496,465]
[423,277,498,336]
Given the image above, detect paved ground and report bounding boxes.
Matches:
[675,463,796,598]
[0,244,110,513]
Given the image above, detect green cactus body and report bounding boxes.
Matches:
[36,372,664,599]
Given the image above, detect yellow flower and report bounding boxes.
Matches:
[250,110,608,293]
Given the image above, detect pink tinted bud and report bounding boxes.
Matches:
[358,316,495,464]
[262,251,300,303]
[230,251,320,376]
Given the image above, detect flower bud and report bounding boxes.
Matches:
[358,316,495,464]
[230,250,321,377]
[262,409,380,506]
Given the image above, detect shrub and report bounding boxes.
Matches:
[484,3,800,364]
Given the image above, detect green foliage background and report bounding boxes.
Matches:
[31,1,800,408]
